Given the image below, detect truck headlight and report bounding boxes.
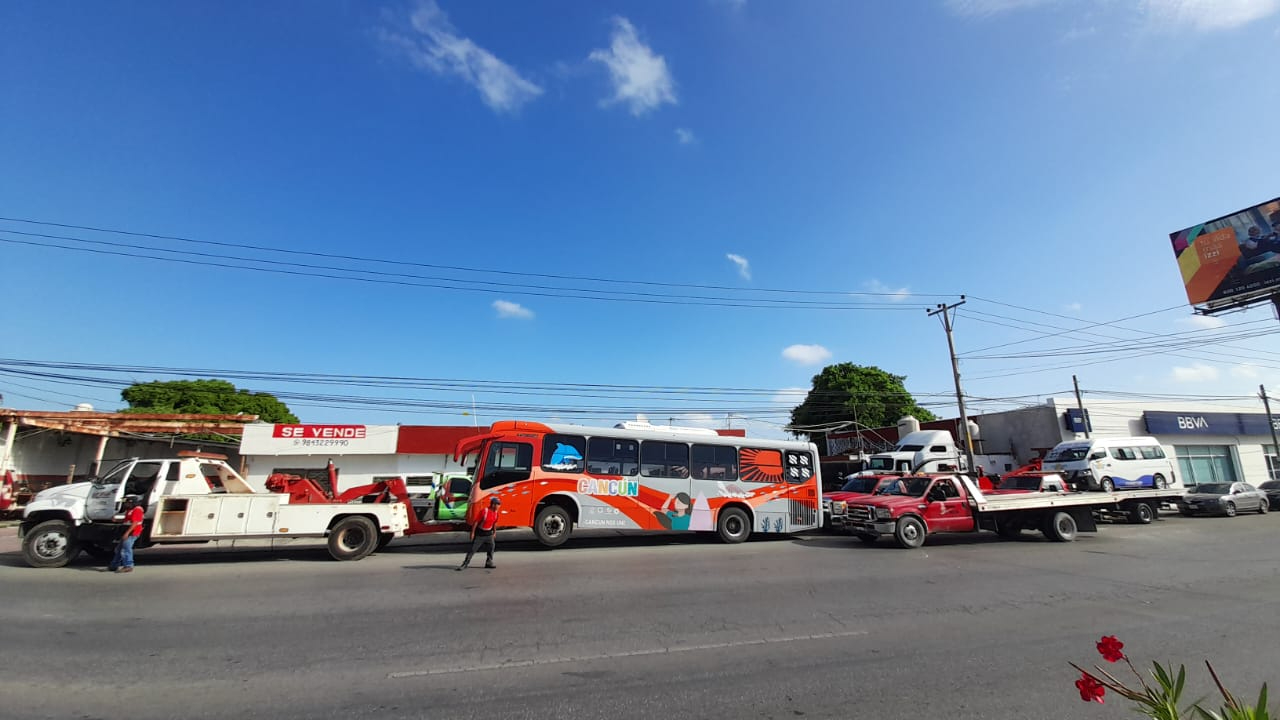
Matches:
[875,507,892,520]
[833,501,847,514]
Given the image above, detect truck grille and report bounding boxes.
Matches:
[848,505,874,522]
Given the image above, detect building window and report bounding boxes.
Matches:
[1173,445,1238,487]
[1265,445,1280,482]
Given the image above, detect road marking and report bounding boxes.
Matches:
[388,629,869,679]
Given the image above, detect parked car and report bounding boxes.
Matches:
[1177,482,1268,517]
[1260,480,1280,510]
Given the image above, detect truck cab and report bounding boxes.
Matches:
[863,430,966,475]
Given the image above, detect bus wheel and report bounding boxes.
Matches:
[894,516,926,549]
[1044,512,1078,542]
[716,507,751,544]
[1099,477,1115,493]
[1129,503,1155,525]
[534,505,573,548]
[1153,474,1168,490]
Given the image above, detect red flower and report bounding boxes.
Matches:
[1096,635,1126,663]
[1076,673,1106,704]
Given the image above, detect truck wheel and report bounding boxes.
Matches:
[1153,474,1168,490]
[327,516,378,561]
[534,504,573,548]
[22,520,79,568]
[716,507,751,544]
[854,533,878,545]
[1099,477,1115,493]
[894,516,926,549]
[1044,511,1078,542]
[375,533,394,551]
[1129,503,1155,525]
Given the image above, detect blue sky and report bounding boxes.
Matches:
[3,0,1280,437]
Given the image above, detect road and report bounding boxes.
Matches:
[1,512,1277,720]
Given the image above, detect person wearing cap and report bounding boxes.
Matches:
[457,495,501,570]
[108,496,145,573]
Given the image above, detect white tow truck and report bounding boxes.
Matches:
[19,451,415,568]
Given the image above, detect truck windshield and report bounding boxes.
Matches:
[897,445,923,452]
[1046,447,1088,462]
[840,476,883,493]
[877,477,931,497]
[92,461,131,486]
[865,457,895,471]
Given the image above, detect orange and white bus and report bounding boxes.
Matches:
[453,420,822,547]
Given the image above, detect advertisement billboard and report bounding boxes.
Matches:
[1170,196,1280,310]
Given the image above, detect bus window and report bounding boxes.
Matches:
[587,437,639,476]
[641,441,690,479]
[1111,447,1136,461]
[1140,446,1166,460]
[541,434,586,473]
[479,442,533,490]
[785,450,815,483]
[691,444,738,480]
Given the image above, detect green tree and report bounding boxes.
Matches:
[789,363,936,451]
[120,379,299,423]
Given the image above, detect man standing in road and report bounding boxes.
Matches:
[457,496,501,571]
[108,496,144,573]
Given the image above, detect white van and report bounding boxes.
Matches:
[1043,436,1177,492]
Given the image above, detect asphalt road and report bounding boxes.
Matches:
[1,512,1278,720]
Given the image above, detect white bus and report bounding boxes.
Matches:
[1043,436,1178,492]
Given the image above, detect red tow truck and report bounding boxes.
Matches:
[834,473,1183,549]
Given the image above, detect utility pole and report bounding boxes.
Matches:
[928,297,976,474]
[1073,375,1089,439]
[1261,385,1280,480]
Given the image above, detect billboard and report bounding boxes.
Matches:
[1170,196,1280,310]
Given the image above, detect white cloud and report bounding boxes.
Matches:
[379,1,543,113]
[726,253,751,280]
[945,0,1056,16]
[1141,0,1280,30]
[1231,363,1261,379]
[1170,362,1219,383]
[675,127,697,144]
[493,300,534,319]
[1064,302,1084,312]
[588,18,677,116]
[863,279,911,302]
[782,344,832,366]
[1178,314,1226,329]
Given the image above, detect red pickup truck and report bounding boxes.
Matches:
[834,473,1179,549]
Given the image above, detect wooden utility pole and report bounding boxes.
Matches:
[1073,375,1089,439]
[928,297,976,474]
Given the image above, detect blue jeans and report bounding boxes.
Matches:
[109,535,136,570]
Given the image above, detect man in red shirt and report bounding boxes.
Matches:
[108,496,145,573]
[457,496,501,571]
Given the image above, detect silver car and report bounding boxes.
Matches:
[1178,482,1269,517]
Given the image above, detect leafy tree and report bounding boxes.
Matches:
[789,363,936,451]
[121,379,299,423]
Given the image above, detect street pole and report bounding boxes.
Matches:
[1073,374,1089,439]
[1261,384,1280,480]
[928,297,976,474]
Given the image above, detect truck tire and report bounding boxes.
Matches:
[1129,502,1155,525]
[1044,511,1078,542]
[327,516,378,561]
[1099,477,1115,493]
[716,507,751,544]
[534,504,573,548]
[22,519,79,568]
[1153,473,1168,490]
[894,516,926,549]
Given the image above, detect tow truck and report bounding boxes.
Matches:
[833,472,1184,549]
[18,452,464,568]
